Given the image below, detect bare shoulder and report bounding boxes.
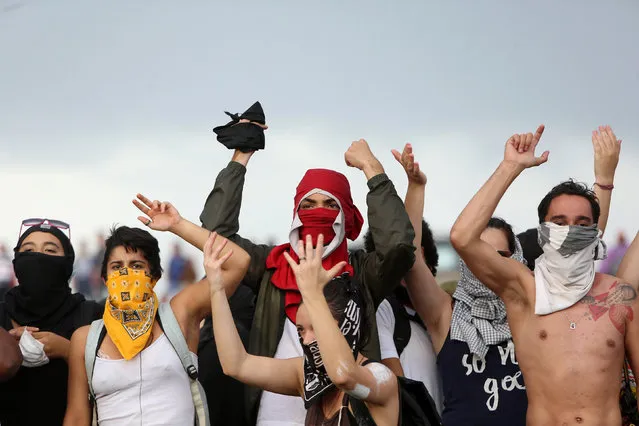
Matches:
[589,273,637,299]
[72,325,90,342]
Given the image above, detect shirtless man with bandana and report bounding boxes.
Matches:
[450,124,637,425]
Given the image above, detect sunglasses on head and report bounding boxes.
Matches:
[19,218,71,240]
[497,250,511,258]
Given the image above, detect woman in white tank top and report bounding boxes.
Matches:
[64,196,250,425]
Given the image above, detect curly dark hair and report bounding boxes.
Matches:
[537,179,600,224]
[101,226,163,281]
[363,219,439,276]
[322,275,372,353]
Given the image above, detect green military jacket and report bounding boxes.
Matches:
[200,161,416,424]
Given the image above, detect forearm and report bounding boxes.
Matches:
[405,260,451,328]
[199,161,246,235]
[367,174,415,254]
[210,288,249,377]
[362,159,385,181]
[171,218,210,251]
[451,161,522,248]
[404,183,425,252]
[0,328,21,381]
[171,218,251,279]
[303,293,359,387]
[593,184,612,235]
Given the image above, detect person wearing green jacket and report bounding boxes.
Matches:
[200,138,416,425]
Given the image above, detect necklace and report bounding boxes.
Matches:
[563,310,587,330]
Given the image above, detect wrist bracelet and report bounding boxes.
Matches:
[594,182,614,190]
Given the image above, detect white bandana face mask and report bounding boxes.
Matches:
[19,328,49,368]
[534,222,607,315]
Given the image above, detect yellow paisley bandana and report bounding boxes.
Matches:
[103,267,158,360]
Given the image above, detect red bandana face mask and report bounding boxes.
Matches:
[298,208,339,247]
[266,169,364,322]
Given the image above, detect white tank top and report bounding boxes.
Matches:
[92,333,196,425]
[256,319,307,426]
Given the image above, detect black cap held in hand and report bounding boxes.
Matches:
[213,101,266,152]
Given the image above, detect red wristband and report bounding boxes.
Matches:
[594,182,614,190]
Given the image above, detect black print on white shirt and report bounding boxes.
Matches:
[460,340,526,411]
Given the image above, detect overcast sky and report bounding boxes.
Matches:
[1,0,637,293]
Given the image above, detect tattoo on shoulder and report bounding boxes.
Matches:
[579,281,636,334]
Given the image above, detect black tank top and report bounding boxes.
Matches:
[437,332,527,425]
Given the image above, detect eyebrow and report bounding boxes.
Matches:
[109,259,147,266]
[43,242,61,249]
[549,215,567,221]
[576,215,593,222]
[301,198,317,204]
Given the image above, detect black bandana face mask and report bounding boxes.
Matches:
[4,225,78,328]
[301,283,363,408]
[10,252,73,319]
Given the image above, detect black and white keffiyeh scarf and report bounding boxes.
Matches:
[451,237,526,358]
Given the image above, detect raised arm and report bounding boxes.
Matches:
[0,327,21,382]
[63,327,91,426]
[591,125,621,236]
[200,150,252,236]
[133,195,250,296]
[450,126,548,299]
[392,144,452,348]
[286,235,398,407]
[196,152,274,291]
[345,139,416,307]
[205,235,303,397]
[132,194,252,347]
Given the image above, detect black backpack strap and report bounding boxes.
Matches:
[387,296,412,358]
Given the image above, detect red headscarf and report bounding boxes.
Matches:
[266,169,364,322]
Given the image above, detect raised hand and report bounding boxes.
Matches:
[592,125,621,184]
[345,139,377,169]
[203,232,232,293]
[503,125,549,170]
[392,143,426,186]
[283,234,346,297]
[132,194,182,232]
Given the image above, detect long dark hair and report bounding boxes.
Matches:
[323,275,372,353]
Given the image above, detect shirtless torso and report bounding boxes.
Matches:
[505,271,634,425]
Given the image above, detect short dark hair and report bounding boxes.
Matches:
[537,180,600,224]
[363,219,439,276]
[323,276,372,353]
[101,226,163,281]
[487,217,516,254]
